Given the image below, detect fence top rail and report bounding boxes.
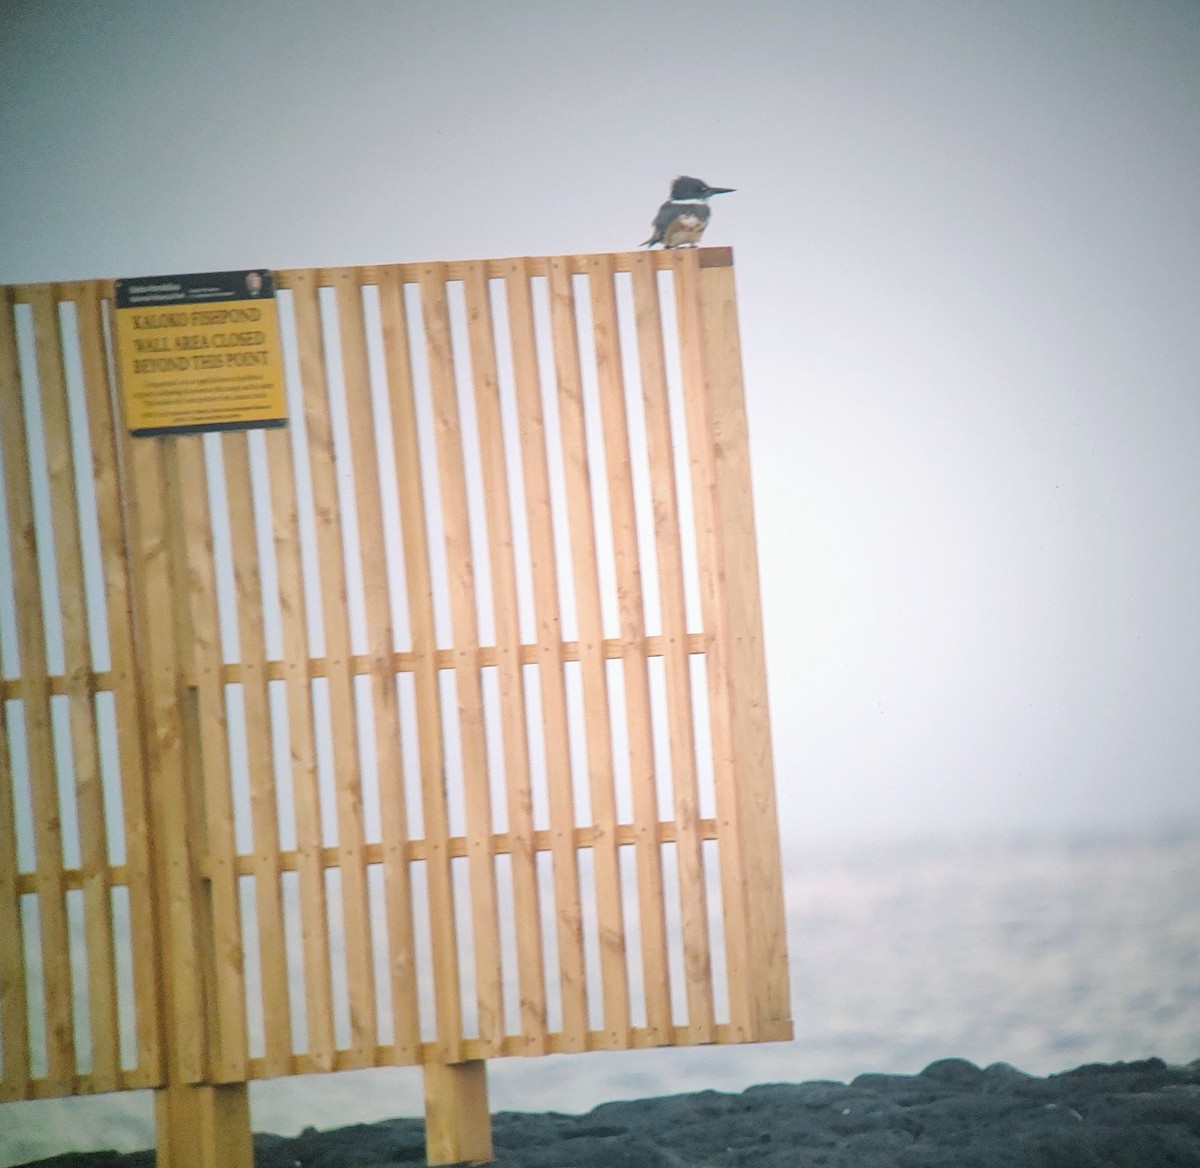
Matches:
[1,246,734,301]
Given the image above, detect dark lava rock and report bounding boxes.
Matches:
[14,1057,1200,1168]
[919,1056,987,1087]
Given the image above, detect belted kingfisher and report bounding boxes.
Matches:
[640,175,735,248]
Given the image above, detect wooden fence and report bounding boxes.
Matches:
[0,248,789,1165]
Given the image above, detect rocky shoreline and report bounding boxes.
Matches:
[18,1056,1200,1168]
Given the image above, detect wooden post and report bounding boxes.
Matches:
[122,431,253,1166]
[686,253,792,1040]
[423,1060,494,1166]
[154,1080,253,1168]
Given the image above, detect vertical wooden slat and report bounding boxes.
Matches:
[502,259,587,1049]
[674,250,791,1040]
[547,257,629,1046]
[0,710,27,1097]
[461,261,548,1053]
[629,261,714,1041]
[580,258,638,1046]
[416,265,503,1052]
[593,256,672,1040]
[0,287,31,1096]
[172,436,247,1082]
[34,288,121,1087]
[263,417,334,1070]
[689,254,790,1035]
[376,266,462,1062]
[82,286,161,1084]
[17,287,76,1088]
[221,433,292,1073]
[290,271,377,1063]
[331,271,421,1062]
[672,251,753,1040]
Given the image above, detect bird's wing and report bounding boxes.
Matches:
[640,199,677,246]
[651,199,682,235]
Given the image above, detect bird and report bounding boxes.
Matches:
[640,175,735,248]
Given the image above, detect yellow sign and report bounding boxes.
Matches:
[114,269,287,436]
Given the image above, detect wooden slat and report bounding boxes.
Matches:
[34,289,122,1087]
[15,1065,178,1099]
[593,257,672,1039]
[83,287,162,1084]
[331,270,420,1062]
[221,433,292,1073]
[355,1017,773,1070]
[266,248,734,293]
[3,252,733,309]
[0,630,711,701]
[0,674,109,698]
[171,436,247,1081]
[460,261,548,1053]
[0,713,28,1098]
[264,420,335,1070]
[689,254,790,1035]
[376,266,462,1062]
[548,257,631,1044]
[15,287,77,1088]
[576,258,643,1046]
[244,1013,771,1080]
[17,818,720,893]
[502,258,588,1049]
[13,862,124,895]
[672,251,756,1040]
[191,817,717,878]
[629,258,714,1040]
[0,291,31,1097]
[416,265,504,1052]
[291,271,377,1063]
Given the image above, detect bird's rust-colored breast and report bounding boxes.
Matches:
[661,212,707,247]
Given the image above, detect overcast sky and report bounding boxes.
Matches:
[2,0,1198,847]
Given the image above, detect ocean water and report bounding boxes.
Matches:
[2,824,1197,1165]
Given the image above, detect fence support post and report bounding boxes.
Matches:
[423,1060,494,1165]
[695,256,792,1040]
[154,1081,253,1168]
[124,434,254,1168]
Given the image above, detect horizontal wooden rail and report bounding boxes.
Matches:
[8,1013,794,1103]
[0,633,711,699]
[253,1019,796,1079]
[4,247,734,303]
[12,818,721,895]
[2,1065,165,1104]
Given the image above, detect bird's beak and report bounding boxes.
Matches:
[706,186,735,195]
